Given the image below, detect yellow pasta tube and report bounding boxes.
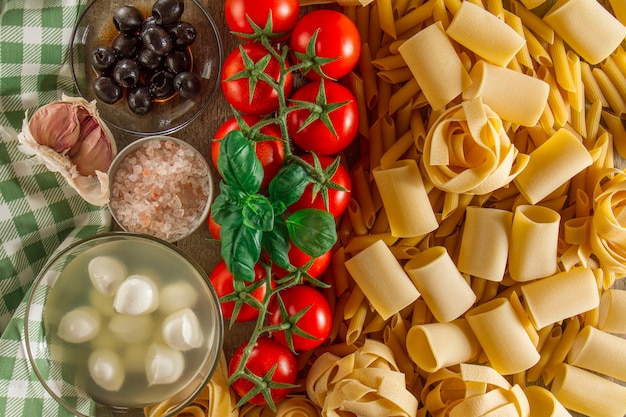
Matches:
[463,60,550,127]
[372,159,438,237]
[610,0,626,24]
[514,128,593,204]
[598,289,626,334]
[568,325,626,382]
[521,267,599,330]
[551,364,626,417]
[405,319,480,373]
[508,205,560,282]
[523,385,572,417]
[465,297,540,375]
[404,246,476,323]
[543,0,626,65]
[445,1,525,67]
[510,0,554,44]
[344,239,421,320]
[397,21,471,110]
[458,207,512,282]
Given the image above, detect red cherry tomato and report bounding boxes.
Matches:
[221,43,293,115]
[224,0,300,42]
[289,9,361,80]
[287,80,359,155]
[209,260,270,322]
[212,115,285,188]
[273,243,331,279]
[229,337,297,406]
[268,285,332,351]
[289,154,351,218]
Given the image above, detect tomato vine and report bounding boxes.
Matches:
[213,4,359,410]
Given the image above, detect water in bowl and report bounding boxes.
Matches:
[43,238,216,409]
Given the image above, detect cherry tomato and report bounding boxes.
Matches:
[289,154,351,218]
[229,337,297,406]
[209,260,270,322]
[224,0,300,42]
[273,243,331,279]
[212,115,285,188]
[268,285,332,351]
[287,80,359,155]
[289,9,361,80]
[221,43,293,115]
[207,209,221,240]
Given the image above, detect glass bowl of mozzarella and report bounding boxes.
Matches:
[23,232,223,417]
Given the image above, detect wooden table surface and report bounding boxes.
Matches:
[108,2,626,415]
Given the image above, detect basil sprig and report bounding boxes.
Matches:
[212,130,337,282]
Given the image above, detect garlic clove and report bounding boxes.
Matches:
[17,95,117,206]
[28,102,81,152]
[70,115,115,176]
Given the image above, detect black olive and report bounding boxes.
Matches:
[91,46,117,72]
[113,58,141,88]
[93,76,123,104]
[152,0,184,25]
[112,33,140,58]
[137,47,163,70]
[141,25,173,56]
[168,22,196,47]
[139,15,158,39]
[165,50,190,74]
[149,70,176,99]
[173,71,200,99]
[113,5,143,33]
[127,86,154,115]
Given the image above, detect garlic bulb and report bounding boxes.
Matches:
[17,95,117,206]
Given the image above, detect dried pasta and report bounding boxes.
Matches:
[551,364,626,417]
[405,319,480,373]
[543,0,626,65]
[521,267,600,330]
[465,297,540,375]
[446,1,525,67]
[344,239,420,320]
[371,159,438,237]
[463,60,550,126]
[598,289,626,334]
[458,206,512,282]
[397,21,471,110]
[567,325,626,382]
[513,128,593,204]
[404,246,476,323]
[508,205,560,282]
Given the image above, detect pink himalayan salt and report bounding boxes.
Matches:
[110,139,211,241]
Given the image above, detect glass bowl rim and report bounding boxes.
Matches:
[107,135,214,242]
[69,0,224,136]
[23,231,225,417]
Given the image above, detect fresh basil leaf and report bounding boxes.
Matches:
[286,208,337,258]
[262,218,291,269]
[211,195,243,227]
[220,219,262,282]
[268,163,310,207]
[243,194,274,231]
[218,130,263,194]
[219,181,247,204]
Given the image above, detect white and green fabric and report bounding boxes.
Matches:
[0,0,112,415]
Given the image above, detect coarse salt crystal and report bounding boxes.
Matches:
[110,139,211,241]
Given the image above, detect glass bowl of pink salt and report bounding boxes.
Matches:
[108,136,213,242]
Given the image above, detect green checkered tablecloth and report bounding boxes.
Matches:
[0,0,112,415]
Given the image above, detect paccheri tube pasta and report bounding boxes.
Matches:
[285,1,626,417]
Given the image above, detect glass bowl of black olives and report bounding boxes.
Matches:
[70,0,222,136]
